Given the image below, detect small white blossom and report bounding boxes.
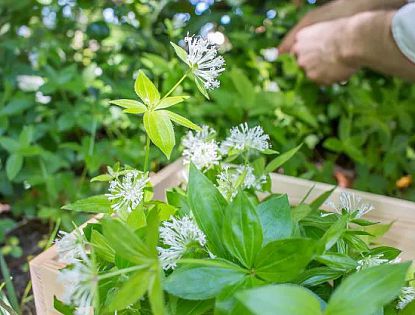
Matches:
[262,47,279,62]
[356,254,389,271]
[16,75,44,91]
[326,192,374,218]
[106,170,149,213]
[182,125,221,170]
[397,287,415,310]
[184,34,225,89]
[220,123,271,155]
[58,255,97,315]
[55,229,85,264]
[157,216,207,270]
[217,165,266,201]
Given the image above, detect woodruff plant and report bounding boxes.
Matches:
[55,34,415,315]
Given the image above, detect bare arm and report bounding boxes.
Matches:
[279,0,408,53]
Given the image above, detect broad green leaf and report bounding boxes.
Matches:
[19,126,33,146]
[0,137,20,153]
[108,269,150,311]
[174,299,213,315]
[156,96,189,109]
[256,194,292,245]
[109,99,147,114]
[170,42,188,64]
[265,144,302,173]
[134,70,160,106]
[188,164,228,257]
[298,267,344,287]
[326,262,411,315]
[223,192,263,268]
[165,262,246,300]
[369,246,401,260]
[102,219,151,264]
[91,230,115,262]
[6,153,23,180]
[143,110,175,159]
[165,110,201,131]
[254,238,315,282]
[236,284,322,315]
[316,253,357,271]
[292,204,312,222]
[61,195,111,213]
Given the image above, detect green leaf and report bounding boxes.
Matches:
[19,126,33,146]
[317,215,348,253]
[134,70,160,106]
[310,187,336,211]
[165,110,201,131]
[265,144,302,173]
[316,253,357,271]
[143,110,175,159]
[194,76,210,100]
[61,195,111,213]
[109,99,147,114]
[170,42,188,64]
[102,219,151,264]
[108,269,150,311]
[256,194,292,245]
[174,299,213,315]
[6,153,23,180]
[298,267,344,287]
[148,268,166,315]
[223,192,263,268]
[254,238,315,282]
[54,296,75,315]
[325,262,411,315]
[292,204,312,222]
[90,230,115,262]
[165,261,246,300]
[236,284,322,315]
[230,68,255,105]
[90,174,113,182]
[188,164,228,257]
[0,137,20,153]
[156,96,189,109]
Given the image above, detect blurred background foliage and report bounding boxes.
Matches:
[0,0,415,310]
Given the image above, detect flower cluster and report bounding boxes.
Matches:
[397,287,415,310]
[184,34,225,89]
[157,215,207,270]
[356,254,401,271]
[55,228,85,264]
[325,192,374,218]
[106,170,149,213]
[220,123,270,155]
[217,164,266,201]
[182,125,221,170]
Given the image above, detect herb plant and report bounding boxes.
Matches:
[54,34,415,315]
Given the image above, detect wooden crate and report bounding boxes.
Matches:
[30,160,415,314]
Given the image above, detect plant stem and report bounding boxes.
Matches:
[0,251,19,313]
[143,135,151,172]
[162,70,190,100]
[98,264,150,281]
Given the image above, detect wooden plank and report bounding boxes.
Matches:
[30,161,415,313]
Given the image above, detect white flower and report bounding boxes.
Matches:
[262,47,279,62]
[326,192,374,218]
[36,91,51,104]
[106,170,149,213]
[397,287,415,310]
[217,165,266,201]
[58,255,97,315]
[55,229,85,264]
[16,75,44,91]
[182,125,221,170]
[184,34,225,89]
[157,216,207,270]
[356,254,389,271]
[220,123,271,155]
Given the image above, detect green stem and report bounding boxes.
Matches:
[0,251,19,313]
[162,70,190,100]
[98,264,150,281]
[143,135,151,172]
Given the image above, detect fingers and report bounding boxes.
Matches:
[279,25,302,54]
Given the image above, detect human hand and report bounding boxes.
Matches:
[291,18,358,85]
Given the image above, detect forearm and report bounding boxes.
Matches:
[341,11,415,82]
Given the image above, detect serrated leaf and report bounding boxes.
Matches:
[265,144,302,173]
[165,110,201,131]
[170,41,188,64]
[61,195,111,213]
[6,153,23,180]
[109,99,147,114]
[134,70,160,106]
[156,96,189,109]
[143,110,175,159]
